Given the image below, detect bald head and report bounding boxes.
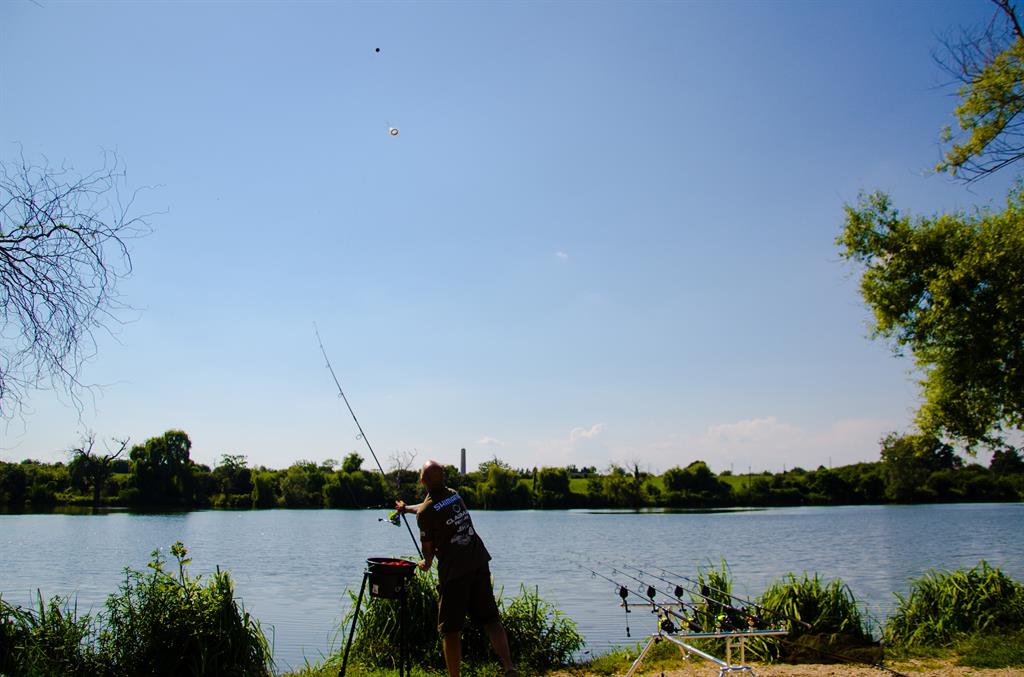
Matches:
[420,460,445,491]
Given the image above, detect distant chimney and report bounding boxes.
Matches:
[460,448,466,475]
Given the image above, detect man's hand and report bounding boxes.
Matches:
[395,500,406,514]
[417,559,431,571]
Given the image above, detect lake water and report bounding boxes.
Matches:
[2,503,1023,672]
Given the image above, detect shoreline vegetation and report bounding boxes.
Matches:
[2,544,1022,676]
[1,430,1022,514]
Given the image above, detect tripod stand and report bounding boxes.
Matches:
[624,604,787,677]
[340,558,415,677]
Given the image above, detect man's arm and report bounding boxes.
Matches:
[418,539,435,571]
[395,499,425,515]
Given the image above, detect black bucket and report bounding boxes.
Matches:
[366,557,416,599]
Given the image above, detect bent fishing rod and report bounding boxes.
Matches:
[314,324,422,559]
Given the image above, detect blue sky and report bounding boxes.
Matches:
[1,0,1016,474]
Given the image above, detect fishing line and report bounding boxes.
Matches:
[314,323,422,558]
[650,563,909,676]
[656,564,810,629]
[571,558,694,636]
[613,561,769,628]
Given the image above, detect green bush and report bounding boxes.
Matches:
[98,541,272,676]
[750,573,879,664]
[0,543,271,677]
[336,564,583,675]
[884,561,1024,649]
[0,593,102,677]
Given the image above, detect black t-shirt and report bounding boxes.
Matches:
[416,487,491,584]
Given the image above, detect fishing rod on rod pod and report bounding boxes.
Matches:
[649,563,911,677]
[314,324,422,559]
[656,564,811,630]
[607,560,762,630]
[571,559,695,637]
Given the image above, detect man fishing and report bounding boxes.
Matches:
[396,460,518,677]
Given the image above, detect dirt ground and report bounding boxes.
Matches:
[547,657,1021,676]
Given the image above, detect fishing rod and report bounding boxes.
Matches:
[575,561,694,637]
[314,324,422,559]
[650,563,910,677]
[656,564,811,630]
[612,561,763,629]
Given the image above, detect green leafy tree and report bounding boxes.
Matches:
[535,467,572,508]
[340,451,363,474]
[127,430,195,507]
[212,454,252,497]
[990,447,1024,474]
[935,0,1024,182]
[880,432,961,502]
[250,470,278,508]
[0,462,29,509]
[838,190,1024,452]
[279,461,324,508]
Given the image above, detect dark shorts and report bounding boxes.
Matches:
[437,565,500,634]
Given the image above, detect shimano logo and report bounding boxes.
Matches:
[433,493,461,511]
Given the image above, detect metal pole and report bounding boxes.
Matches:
[339,571,369,677]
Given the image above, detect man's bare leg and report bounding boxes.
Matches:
[443,631,461,677]
[484,620,515,674]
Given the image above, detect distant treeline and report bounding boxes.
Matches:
[1,429,1022,512]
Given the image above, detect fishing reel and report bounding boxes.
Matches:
[378,510,402,526]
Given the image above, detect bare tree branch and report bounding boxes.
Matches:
[0,149,153,418]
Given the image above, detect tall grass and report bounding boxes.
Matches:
[100,541,272,676]
[0,593,102,677]
[884,561,1024,648]
[751,573,878,664]
[0,542,272,677]
[334,565,583,675]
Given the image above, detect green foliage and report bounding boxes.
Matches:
[342,452,364,474]
[280,461,326,508]
[937,21,1024,181]
[954,628,1024,668]
[338,566,582,674]
[98,541,272,676]
[479,463,531,509]
[0,593,101,677]
[535,467,572,508]
[0,543,271,677]
[750,573,877,664]
[884,561,1024,649]
[127,430,196,507]
[662,461,732,507]
[96,536,270,675]
[838,189,1024,452]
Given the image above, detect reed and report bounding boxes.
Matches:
[0,592,101,677]
[750,573,878,664]
[883,561,1024,649]
[98,541,273,676]
[0,542,272,677]
[334,566,583,675]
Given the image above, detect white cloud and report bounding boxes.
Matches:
[556,251,569,260]
[646,416,898,473]
[527,423,610,467]
[570,423,605,441]
[476,436,504,447]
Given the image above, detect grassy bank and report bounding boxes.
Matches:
[3,548,1023,677]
